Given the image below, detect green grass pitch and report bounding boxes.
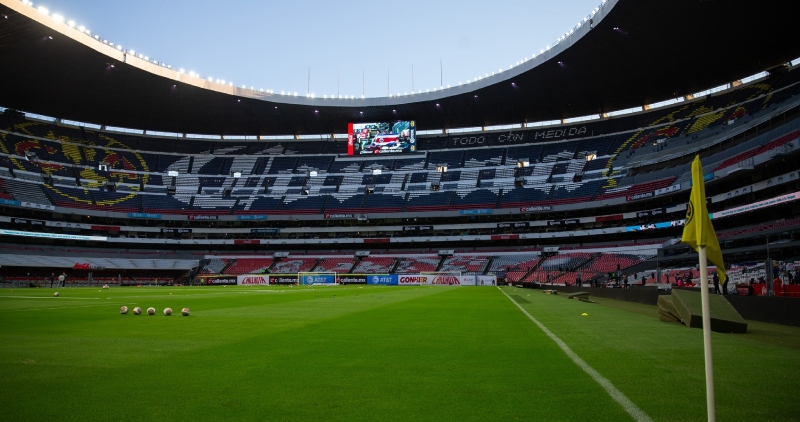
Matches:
[1,285,798,421]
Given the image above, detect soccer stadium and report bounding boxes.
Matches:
[1,0,800,420]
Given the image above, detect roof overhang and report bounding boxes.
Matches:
[1,0,799,135]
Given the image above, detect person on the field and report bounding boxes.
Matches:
[721,273,729,294]
[49,272,55,288]
[58,272,65,287]
[713,272,720,294]
[576,272,582,287]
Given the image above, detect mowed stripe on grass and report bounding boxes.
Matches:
[0,286,629,421]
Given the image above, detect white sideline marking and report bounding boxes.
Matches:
[499,287,653,422]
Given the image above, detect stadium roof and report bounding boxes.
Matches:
[1,0,799,136]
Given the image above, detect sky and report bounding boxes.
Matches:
[34,0,603,98]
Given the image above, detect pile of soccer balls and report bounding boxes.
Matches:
[120,306,190,316]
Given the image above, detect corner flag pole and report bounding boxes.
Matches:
[698,246,716,422]
[683,155,723,422]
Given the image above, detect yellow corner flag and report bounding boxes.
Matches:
[682,155,727,286]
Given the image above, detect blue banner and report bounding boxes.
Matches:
[626,220,685,232]
[128,212,162,219]
[459,209,492,215]
[0,199,20,207]
[251,228,280,234]
[238,215,268,220]
[367,275,398,285]
[300,274,337,284]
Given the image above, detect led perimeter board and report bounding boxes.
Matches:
[347,121,416,155]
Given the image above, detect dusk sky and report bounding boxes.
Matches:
[33,0,602,97]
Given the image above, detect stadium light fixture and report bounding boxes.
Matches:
[37,6,48,15]
[67,20,75,27]
[52,13,64,23]
[78,25,85,32]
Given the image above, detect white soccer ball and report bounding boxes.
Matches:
[181,307,190,316]
[120,306,128,314]
[147,307,155,315]
[163,307,172,316]
[53,292,59,297]
[133,307,142,315]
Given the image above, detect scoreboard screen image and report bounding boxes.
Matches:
[347,121,416,155]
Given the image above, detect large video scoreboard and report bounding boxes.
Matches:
[347,121,416,155]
